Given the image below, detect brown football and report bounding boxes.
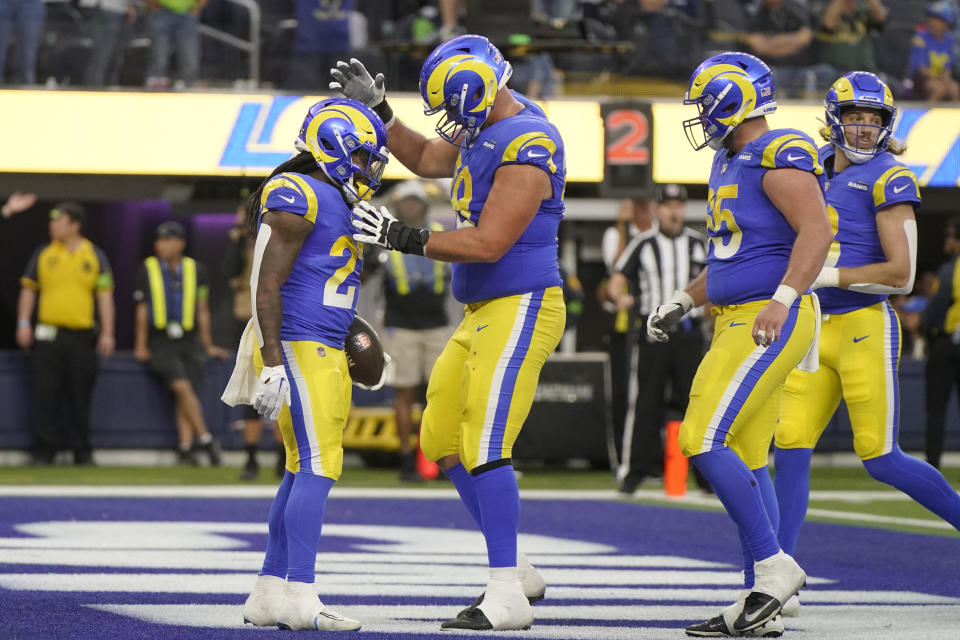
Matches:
[345,315,385,387]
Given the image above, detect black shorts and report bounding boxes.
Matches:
[148,336,205,391]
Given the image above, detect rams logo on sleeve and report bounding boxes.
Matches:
[501,131,558,174]
[873,166,920,210]
[760,132,823,176]
[261,172,319,223]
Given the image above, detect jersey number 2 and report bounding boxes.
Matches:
[324,235,359,310]
[706,185,742,259]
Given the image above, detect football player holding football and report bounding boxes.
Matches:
[232,97,389,631]
[331,35,564,631]
[658,52,833,637]
[774,72,960,589]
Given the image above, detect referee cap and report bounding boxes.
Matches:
[156,220,187,239]
[655,183,688,203]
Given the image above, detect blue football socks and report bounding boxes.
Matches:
[283,472,335,583]
[691,448,780,565]
[445,463,483,528]
[863,447,960,530]
[475,465,520,568]
[773,447,813,556]
[738,466,781,588]
[260,470,295,579]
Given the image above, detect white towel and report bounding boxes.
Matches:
[797,292,821,373]
[221,318,259,406]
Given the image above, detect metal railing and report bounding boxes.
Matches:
[196,0,261,86]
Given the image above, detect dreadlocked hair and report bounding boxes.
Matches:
[245,151,319,232]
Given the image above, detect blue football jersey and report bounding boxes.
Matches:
[908,29,955,79]
[258,172,362,347]
[705,128,823,306]
[449,91,565,303]
[815,146,921,314]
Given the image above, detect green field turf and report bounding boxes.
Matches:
[0,464,957,538]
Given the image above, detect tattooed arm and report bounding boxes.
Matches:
[253,210,312,366]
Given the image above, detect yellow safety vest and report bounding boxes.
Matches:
[387,222,445,296]
[145,256,197,331]
[945,256,960,333]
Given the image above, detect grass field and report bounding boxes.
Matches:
[1,464,957,538]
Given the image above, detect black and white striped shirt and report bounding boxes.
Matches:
[614,228,708,318]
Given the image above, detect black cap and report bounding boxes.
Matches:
[655,183,688,203]
[156,220,187,239]
[50,202,87,226]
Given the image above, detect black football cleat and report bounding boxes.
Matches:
[684,614,729,637]
[462,587,545,615]
[441,607,495,630]
[734,591,781,633]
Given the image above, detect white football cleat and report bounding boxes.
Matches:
[242,574,286,627]
[518,553,547,603]
[443,578,533,631]
[734,551,805,634]
[277,581,361,631]
[781,594,800,617]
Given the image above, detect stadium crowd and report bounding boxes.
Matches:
[0,1,958,100]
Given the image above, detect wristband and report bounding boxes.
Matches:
[17,318,30,329]
[817,266,840,289]
[373,98,395,128]
[671,289,695,312]
[772,284,799,308]
[387,223,430,256]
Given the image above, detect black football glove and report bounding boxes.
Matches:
[352,201,430,256]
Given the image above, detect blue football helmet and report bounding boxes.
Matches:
[294,97,390,203]
[419,34,513,148]
[682,52,777,151]
[824,71,896,164]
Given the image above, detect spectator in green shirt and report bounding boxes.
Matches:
[815,0,887,74]
[145,0,206,88]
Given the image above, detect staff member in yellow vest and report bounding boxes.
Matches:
[133,221,229,465]
[923,216,960,470]
[369,180,451,482]
[16,202,116,465]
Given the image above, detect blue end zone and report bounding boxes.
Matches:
[0,493,957,639]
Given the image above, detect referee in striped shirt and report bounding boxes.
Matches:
[607,184,708,494]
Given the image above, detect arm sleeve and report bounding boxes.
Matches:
[132,263,148,303]
[20,246,43,289]
[93,245,114,291]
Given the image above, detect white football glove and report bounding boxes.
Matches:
[352,201,398,248]
[354,352,392,391]
[647,290,695,343]
[254,365,291,421]
[329,58,386,108]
